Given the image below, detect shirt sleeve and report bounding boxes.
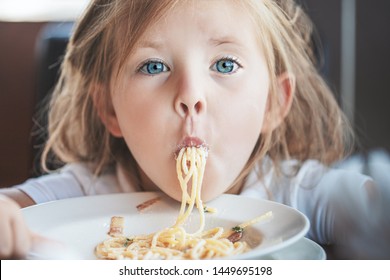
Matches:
[14,168,86,204]
[295,159,389,259]
[240,156,390,259]
[13,163,122,204]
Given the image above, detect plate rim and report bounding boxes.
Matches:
[22,192,310,260]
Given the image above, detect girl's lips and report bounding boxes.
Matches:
[175,137,208,156]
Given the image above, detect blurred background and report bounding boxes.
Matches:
[1,0,390,188]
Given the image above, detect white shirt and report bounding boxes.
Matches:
[15,153,390,259]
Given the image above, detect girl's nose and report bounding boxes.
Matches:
[174,72,206,118]
[177,100,203,116]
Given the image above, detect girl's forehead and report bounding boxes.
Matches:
[132,0,259,49]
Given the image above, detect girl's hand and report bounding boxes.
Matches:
[0,194,33,259]
[0,191,79,259]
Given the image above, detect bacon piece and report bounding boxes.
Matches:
[108,216,124,237]
[136,197,161,211]
[227,231,243,243]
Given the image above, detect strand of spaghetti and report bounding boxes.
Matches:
[179,148,198,212]
[192,148,207,235]
[238,210,273,228]
[177,148,195,206]
[182,149,189,174]
[151,229,165,247]
[200,227,224,239]
[221,210,273,238]
[174,147,198,227]
[190,238,206,259]
[178,147,207,235]
[178,149,193,204]
[176,148,188,217]
[177,148,194,224]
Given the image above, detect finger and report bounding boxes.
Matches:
[10,211,32,258]
[26,233,57,260]
[0,215,13,258]
[29,233,80,259]
[0,197,17,258]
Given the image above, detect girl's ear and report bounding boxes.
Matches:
[91,85,123,137]
[261,72,295,133]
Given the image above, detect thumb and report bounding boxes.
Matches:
[28,232,80,260]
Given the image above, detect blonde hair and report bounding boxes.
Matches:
[42,0,181,179]
[41,0,353,188]
[231,0,354,187]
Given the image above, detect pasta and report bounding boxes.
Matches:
[95,146,272,260]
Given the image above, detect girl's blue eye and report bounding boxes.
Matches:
[212,58,240,74]
[139,60,169,75]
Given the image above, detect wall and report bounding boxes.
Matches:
[354,0,390,151]
[0,22,46,187]
[304,0,390,152]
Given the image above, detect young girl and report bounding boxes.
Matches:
[0,0,388,259]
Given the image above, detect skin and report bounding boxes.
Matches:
[0,192,33,258]
[104,0,275,202]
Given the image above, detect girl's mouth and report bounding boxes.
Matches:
[174,136,209,157]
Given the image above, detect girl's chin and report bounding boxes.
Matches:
[204,191,228,202]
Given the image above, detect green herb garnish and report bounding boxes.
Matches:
[232,226,244,233]
[123,238,133,247]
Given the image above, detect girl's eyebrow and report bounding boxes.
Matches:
[133,36,245,54]
[208,35,243,47]
[136,39,164,50]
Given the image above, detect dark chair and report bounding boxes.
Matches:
[32,22,74,176]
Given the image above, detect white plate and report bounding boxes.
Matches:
[259,238,326,260]
[22,192,310,260]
